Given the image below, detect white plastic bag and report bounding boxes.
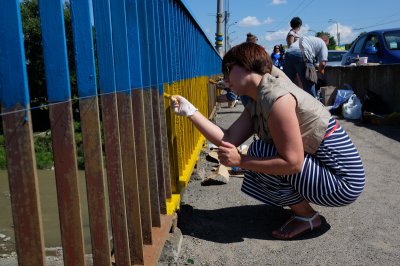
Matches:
[342,94,362,120]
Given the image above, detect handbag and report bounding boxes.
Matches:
[299,38,318,84]
[305,62,318,83]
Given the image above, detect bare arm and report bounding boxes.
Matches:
[189,108,253,147]
[318,60,327,75]
[287,35,294,46]
[218,94,304,175]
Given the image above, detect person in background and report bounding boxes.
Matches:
[286,16,302,47]
[246,32,258,44]
[171,42,365,240]
[279,44,285,62]
[283,35,329,97]
[271,45,282,69]
[240,32,259,106]
[209,77,238,108]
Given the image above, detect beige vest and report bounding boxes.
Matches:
[245,71,331,154]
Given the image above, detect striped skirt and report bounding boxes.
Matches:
[241,118,365,207]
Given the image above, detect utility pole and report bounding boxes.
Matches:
[224,10,229,54]
[328,19,340,46]
[215,0,224,56]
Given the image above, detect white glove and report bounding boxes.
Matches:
[171,95,198,117]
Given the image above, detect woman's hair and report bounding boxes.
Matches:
[290,17,302,29]
[246,32,258,43]
[222,42,272,77]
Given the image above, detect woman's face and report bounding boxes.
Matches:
[224,64,251,96]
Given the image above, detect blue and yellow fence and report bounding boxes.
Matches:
[0,0,221,265]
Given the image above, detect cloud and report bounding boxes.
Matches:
[238,16,273,27]
[262,23,358,47]
[263,17,274,25]
[271,0,287,5]
[263,24,312,43]
[326,23,357,44]
[264,28,288,42]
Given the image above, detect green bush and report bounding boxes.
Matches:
[34,132,54,169]
[0,121,87,170]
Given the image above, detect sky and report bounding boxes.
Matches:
[182,0,400,53]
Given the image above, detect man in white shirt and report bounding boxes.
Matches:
[283,35,329,97]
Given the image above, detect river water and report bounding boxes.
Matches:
[0,170,109,255]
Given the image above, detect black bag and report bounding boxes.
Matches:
[305,63,318,83]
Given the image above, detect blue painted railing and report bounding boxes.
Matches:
[0,0,221,265]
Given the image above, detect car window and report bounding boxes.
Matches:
[384,30,400,50]
[353,35,368,54]
[364,34,380,53]
[328,52,346,61]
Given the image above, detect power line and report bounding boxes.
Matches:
[269,0,316,32]
[0,81,170,117]
[295,0,316,17]
[353,18,400,31]
[271,0,307,30]
[282,0,308,23]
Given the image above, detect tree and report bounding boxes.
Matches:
[20,0,46,101]
[315,31,336,50]
[20,0,77,103]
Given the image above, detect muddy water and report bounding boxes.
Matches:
[0,170,110,255]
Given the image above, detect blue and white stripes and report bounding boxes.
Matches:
[241,117,365,207]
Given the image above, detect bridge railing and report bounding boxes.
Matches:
[0,0,221,265]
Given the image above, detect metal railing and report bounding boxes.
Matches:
[0,0,221,265]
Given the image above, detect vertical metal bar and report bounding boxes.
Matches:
[2,111,45,266]
[159,92,172,200]
[38,1,86,265]
[0,2,45,265]
[172,1,184,181]
[125,0,153,245]
[151,0,167,215]
[180,9,188,173]
[137,0,161,229]
[69,1,111,265]
[170,0,179,191]
[165,0,179,194]
[158,0,172,200]
[100,95,131,266]
[92,0,130,265]
[110,0,144,264]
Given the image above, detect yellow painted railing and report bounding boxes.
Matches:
[164,76,214,214]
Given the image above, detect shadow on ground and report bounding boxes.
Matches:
[178,204,330,243]
[337,117,400,142]
[357,123,400,142]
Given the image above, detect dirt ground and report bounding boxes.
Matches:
[170,102,400,266]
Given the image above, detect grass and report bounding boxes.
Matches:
[0,121,86,170]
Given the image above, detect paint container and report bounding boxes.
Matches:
[359,57,368,65]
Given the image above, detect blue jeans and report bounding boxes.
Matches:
[283,51,316,97]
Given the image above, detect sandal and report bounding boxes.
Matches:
[272,212,321,240]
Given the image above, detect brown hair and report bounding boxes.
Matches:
[222,42,272,77]
[246,32,258,43]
